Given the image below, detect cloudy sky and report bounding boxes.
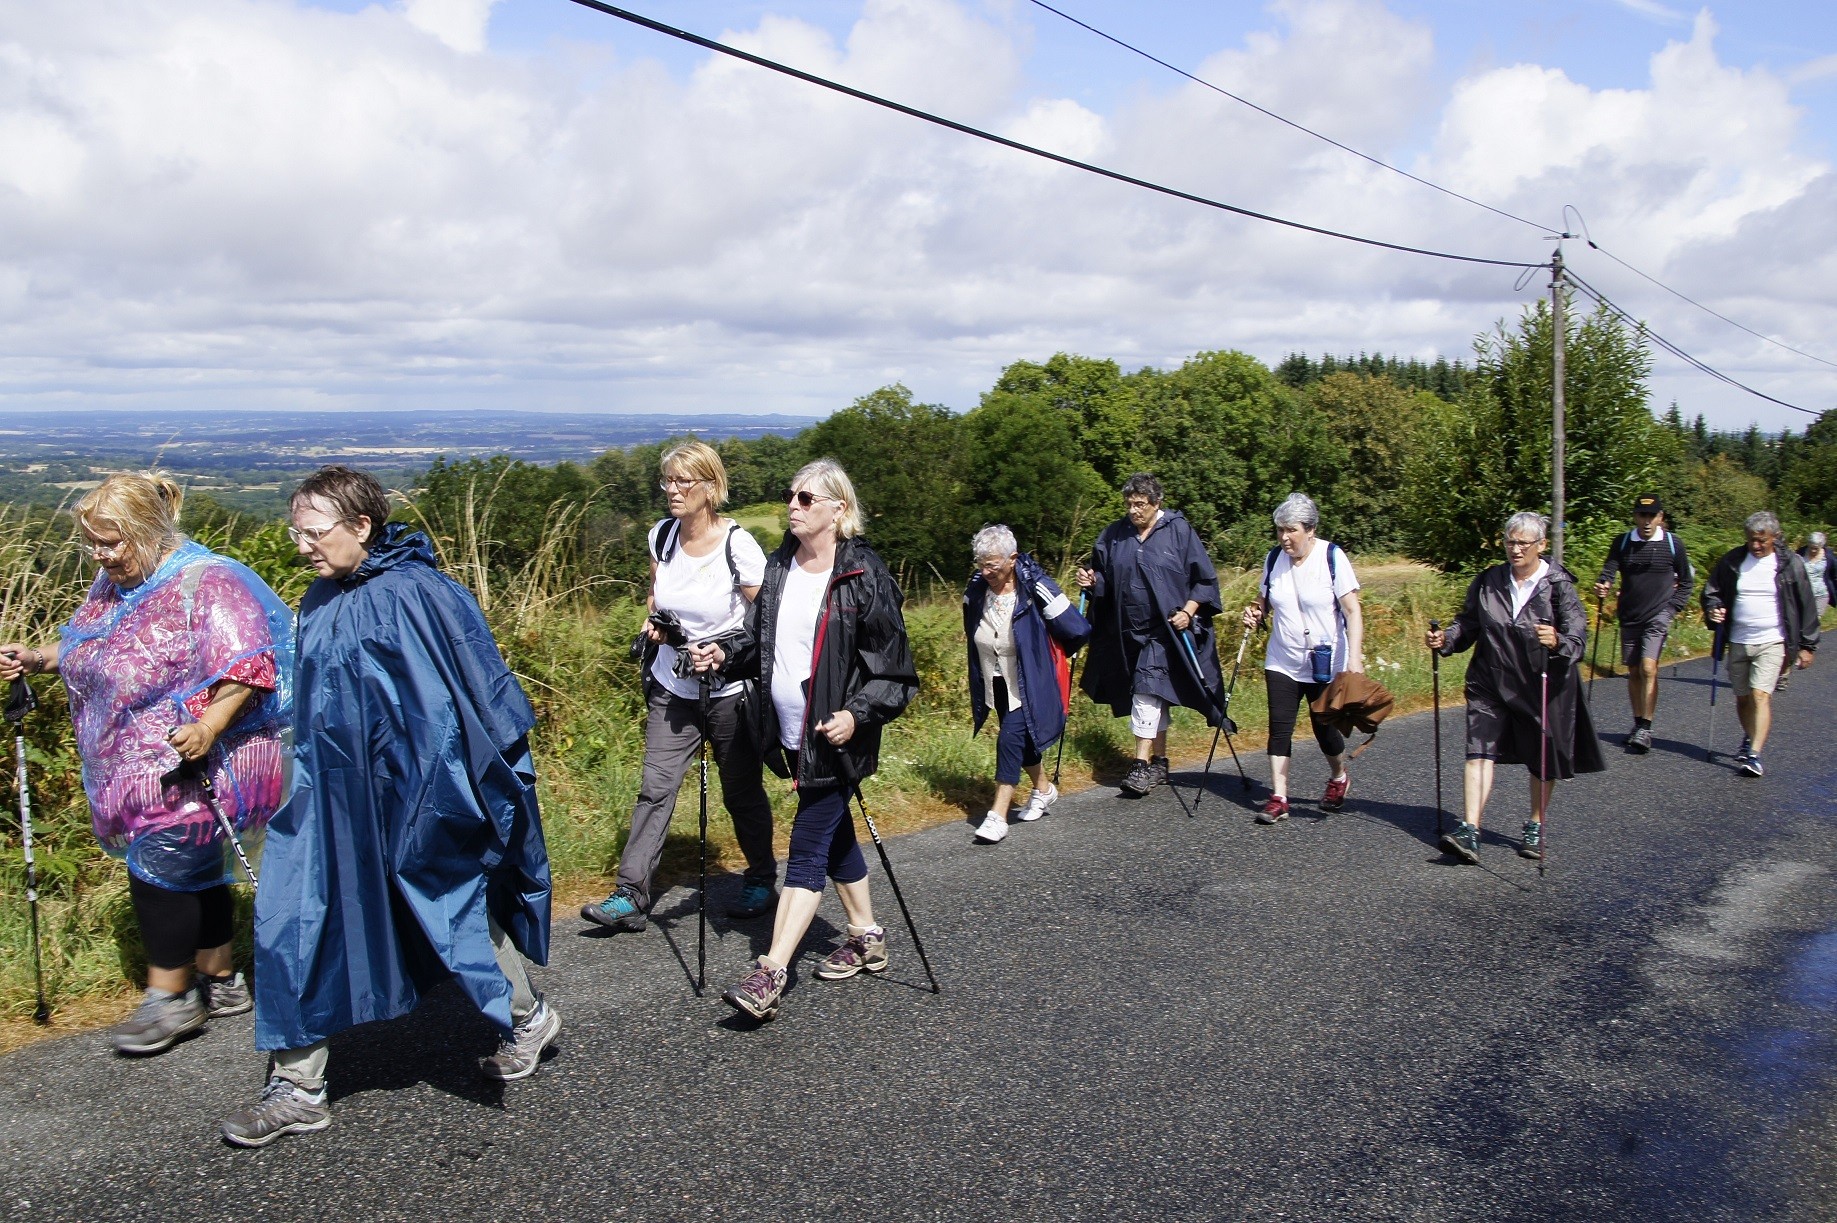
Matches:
[2,0,1833,428]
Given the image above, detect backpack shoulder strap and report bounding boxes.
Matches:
[724,523,743,589]
[650,518,680,564]
[1262,547,1280,600]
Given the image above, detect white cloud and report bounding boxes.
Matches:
[0,0,1829,428]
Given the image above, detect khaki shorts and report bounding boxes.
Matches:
[1729,640,1786,696]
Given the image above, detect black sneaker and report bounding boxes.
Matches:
[1120,759,1156,796]
[1626,726,1652,754]
[1739,753,1764,778]
[1439,820,1480,865]
[1518,820,1543,860]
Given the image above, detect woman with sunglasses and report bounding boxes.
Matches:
[0,473,293,1056]
[581,440,778,932]
[716,459,918,1021]
[222,465,555,1147]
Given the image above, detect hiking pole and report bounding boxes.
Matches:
[1537,646,1551,880]
[1588,595,1605,705]
[1706,618,1726,762]
[839,761,939,994]
[8,677,49,1025]
[1429,620,1444,841]
[1051,592,1088,787]
[163,755,259,887]
[1192,623,1252,815]
[1173,627,1236,818]
[696,670,710,994]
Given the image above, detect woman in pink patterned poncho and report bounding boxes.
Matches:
[0,474,293,1056]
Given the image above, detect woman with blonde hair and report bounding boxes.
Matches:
[581,440,779,932]
[715,459,918,1021]
[0,473,292,1055]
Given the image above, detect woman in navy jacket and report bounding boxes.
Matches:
[963,526,1092,843]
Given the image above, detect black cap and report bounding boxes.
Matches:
[1633,494,1662,515]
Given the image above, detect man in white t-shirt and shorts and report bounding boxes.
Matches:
[1702,510,1820,778]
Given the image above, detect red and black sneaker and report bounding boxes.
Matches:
[1255,795,1290,825]
[1321,774,1351,812]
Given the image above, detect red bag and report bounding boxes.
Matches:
[1049,635,1072,711]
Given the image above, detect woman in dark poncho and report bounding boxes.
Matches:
[1427,511,1604,864]
[221,466,557,1148]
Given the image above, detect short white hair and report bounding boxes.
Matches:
[1746,510,1780,537]
[1504,511,1548,543]
[1272,492,1319,531]
[1811,531,1828,548]
[971,524,1017,562]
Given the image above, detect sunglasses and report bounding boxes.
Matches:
[781,488,837,508]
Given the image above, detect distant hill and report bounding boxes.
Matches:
[0,409,819,514]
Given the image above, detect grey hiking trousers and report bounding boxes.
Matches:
[617,685,776,910]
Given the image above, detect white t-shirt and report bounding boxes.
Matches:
[771,561,834,750]
[650,522,767,700]
[1263,542,1360,683]
[1509,559,1549,620]
[1732,551,1784,646]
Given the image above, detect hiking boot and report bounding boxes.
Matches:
[110,988,207,1056]
[580,886,647,932]
[1739,752,1764,778]
[221,1076,331,1148]
[1255,796,1290,825]
[815,925,889,981]
[199,971,253,1018]
[722,957,787,1021]
[973,811,1009,843]
[1150,756,1171,789]
[1120,759,1156,795]
[1017,782,1057,822]
[1518,820,1543,860]
[1626,726,1653,754]
[727,880,778,921]
[1440,820,1481,865]
[1321,773,1351,812]
[478,999,561,1081]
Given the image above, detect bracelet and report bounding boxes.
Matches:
[29,647,45,674]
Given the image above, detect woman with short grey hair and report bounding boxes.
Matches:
[1241,492,1363,823]
[1800,530,1836,618]
[1426,511,1603,864]
[962,525,1090,842]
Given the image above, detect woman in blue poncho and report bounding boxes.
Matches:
[221,466,556,1149]
[1,473,292,1057]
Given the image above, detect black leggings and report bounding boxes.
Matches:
[1263,670,1347,759]
[128,875,234,971]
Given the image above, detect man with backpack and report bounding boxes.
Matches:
[1594,494,1693,754]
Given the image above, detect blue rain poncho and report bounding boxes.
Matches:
[253,525,550,1051]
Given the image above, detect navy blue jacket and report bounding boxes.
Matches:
[1080,510,1227,725]
[963,553,1092,749]
[254,525,550,1050]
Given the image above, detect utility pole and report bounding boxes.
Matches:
[1551,246,1567,567]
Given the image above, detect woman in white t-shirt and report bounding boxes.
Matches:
[1241,492,1364,824]
[580,442,779,933]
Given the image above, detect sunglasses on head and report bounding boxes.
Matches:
[781,488,836,508]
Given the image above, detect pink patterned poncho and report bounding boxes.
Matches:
[59,540,294,891]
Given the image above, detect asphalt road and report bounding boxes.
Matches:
[3,653,1834,1222]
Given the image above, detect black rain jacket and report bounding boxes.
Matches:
[728,535,918,791]
[1700,546,1820,658]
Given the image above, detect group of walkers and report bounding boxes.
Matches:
[1,452,1825,1149]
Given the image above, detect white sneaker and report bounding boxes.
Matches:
[1017,782,1058,822]
[973,811,1009,843]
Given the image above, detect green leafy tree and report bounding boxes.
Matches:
[958,391,1110,570]
[990,353,1143,488]
[1303,372,1432,552]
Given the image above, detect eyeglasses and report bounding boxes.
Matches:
[1504,538,1541,551]
[781,488,837,508]
[1125,499,1156,510]
[81,538,129,559]
[287,522,344,547]
[659,478,705,492]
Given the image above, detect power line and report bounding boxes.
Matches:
[562,0,1547,270]
[1579,237,1837,372]
[1566,269,1822,418]
[1026,0,1554,235]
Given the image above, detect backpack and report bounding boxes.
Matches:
[651,517,743,587]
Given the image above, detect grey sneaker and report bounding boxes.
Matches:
[478,999,561,1081]
[200,971,253,1018]
[1626,725,1653,754]
[1120,759,1156,795]
[722,957,787,1021]
[815,926,889,980]
[1439,820,1481,865]
[221,1076,331,1148]
[1518,820,1544,860]
[110,988,207,1055]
